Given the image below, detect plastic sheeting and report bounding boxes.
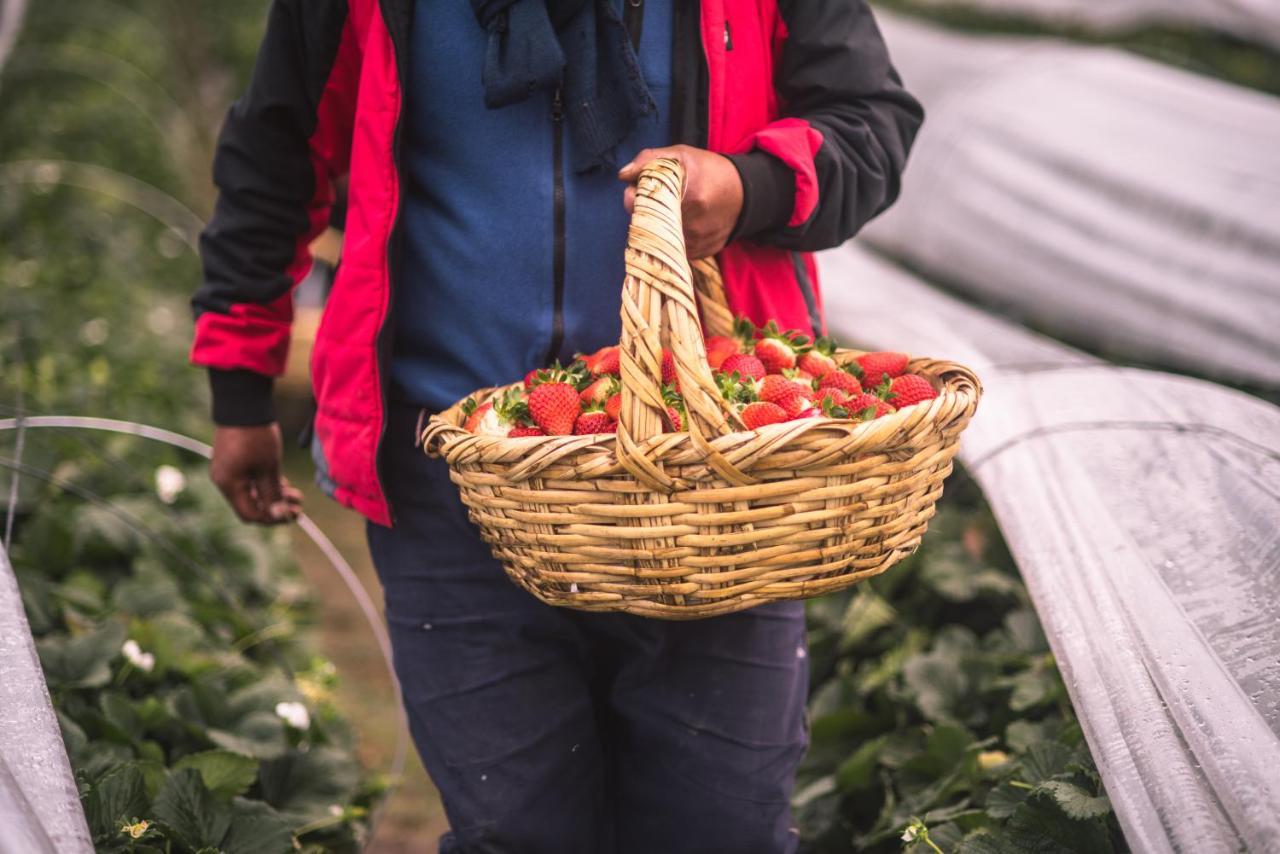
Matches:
[0,543,93,854]
[821,243,1280,852]
[864,13,1280,389]
[904,0,1280,47]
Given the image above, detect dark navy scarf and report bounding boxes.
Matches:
[471,0,657,173]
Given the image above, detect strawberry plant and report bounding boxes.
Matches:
[799,472,1128,853]
[6,438,381,853]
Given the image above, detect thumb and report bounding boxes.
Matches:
[253,470,292,523]
[618,146,677,182]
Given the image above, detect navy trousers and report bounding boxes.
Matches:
[366,403,809,853]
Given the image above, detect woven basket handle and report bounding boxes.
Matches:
[616,159,751,490]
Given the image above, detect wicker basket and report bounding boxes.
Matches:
[423,159,981,619]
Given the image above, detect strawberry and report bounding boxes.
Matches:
[815,387,851,408]
[757,374,810,404]
[888,374,938,409]
[856,351,909,388]
[704,335,741,370]
[528,382,580,435]
[818,368,862,396]
[574,412,617,435]
[784,367,816,384]
[579,345,620,376]
[508,425,546,437]
[525,359,587,390]
[753,322,809,374]
[776,392,812,420]
[740,401,788,430]
[605,392,622,420]
[523,370,541,390]
[718,353,766,382]
[662,384,686,432]
[660,349,679,386]
[797,337,838,378]
[579,376,618,407]
[462,399,493,434]
[716,372,759,407]
[846,392,895,421]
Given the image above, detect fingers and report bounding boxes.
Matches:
[253,471,299,524]
[223,478,271,525]
[617,145,686,182]
[623,184,636,213]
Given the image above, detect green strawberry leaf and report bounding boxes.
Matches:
[82,763,150,843]
[219,798,294,854]
[1037,781,1112,821]
[153,769,232,851]
[174,750,260,799]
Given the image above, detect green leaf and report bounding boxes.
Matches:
[835,736,886,793]
[1005,719,1060,753]
[258,747,361,825]
[100,692,142,742]
[220,798,294,854]
[208,711,287,760]
[153,769,232,851]
[1019,742,1074,785]
[1038,781,1112,821]
[1004,794,1116,853]
[839,590,897,648]
[37,621,127,689]
[82,763,149,843]
[1002,666,1062,712]
[903,631,977,722]
[984,782,1029,819]
[175,750,260,798]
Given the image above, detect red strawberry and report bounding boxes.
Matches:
[856,352,909,388]
[740,401,789,429]
[888,374,938,409]
[704,335,740,370]
[818,369,862,396]
[605,392,622,420]
[753,322,809,374]
[508,425,546,437]
[528,382,580,435]
[718,353,766,382]
[785,367,816,384]
[776,392,812,420]
[846,392,895,421]
[583,345,620,376]
[662,385,686,432]
[579,376,618,407]
[758,374,810,404]
[660,349,677,384]
[797,337,839,378]
[815,388,851,408]
[574,412,618,435]
[523,370,541,390]
[463,400,493,434]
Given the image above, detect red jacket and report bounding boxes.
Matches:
[191,0,922,526]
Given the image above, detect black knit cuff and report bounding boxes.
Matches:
[208,368,276,426]
[726,150,797,242]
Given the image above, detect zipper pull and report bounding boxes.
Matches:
[723,21,733,51]
[552,87,563,122]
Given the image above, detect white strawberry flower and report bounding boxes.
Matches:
[154,465,186,504]
[121,639,155,673]
[901,826,918,843]
[275,701,310,730]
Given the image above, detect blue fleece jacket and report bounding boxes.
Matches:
[390,0,672,412]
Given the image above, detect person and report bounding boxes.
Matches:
[192,1,921,850]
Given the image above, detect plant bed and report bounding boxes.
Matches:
[6,437,381,853]
[799,470,1128,853]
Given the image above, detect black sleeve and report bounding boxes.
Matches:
[748,0,923,251]
[191,0,350,426]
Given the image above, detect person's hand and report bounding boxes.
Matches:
[210,423,303,525]
[618,145,744,260]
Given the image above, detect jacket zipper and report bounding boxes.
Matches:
[544,87,567,366]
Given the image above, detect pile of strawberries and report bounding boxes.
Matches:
[462,318,939,437]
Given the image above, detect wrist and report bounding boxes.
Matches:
[725,151,796,242]
[208,368,276,426]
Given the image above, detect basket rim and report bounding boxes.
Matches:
[422,354,982,469]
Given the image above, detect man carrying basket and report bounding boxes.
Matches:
[192,0,921,850]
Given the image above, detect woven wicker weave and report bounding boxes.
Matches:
[423,159,981,619]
